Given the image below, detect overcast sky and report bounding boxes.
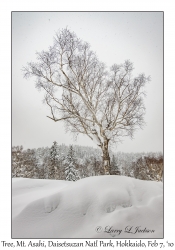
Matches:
[12,12,163,153]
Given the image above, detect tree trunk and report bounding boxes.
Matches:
[102,139,110,175]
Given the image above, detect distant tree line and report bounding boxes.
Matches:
[12,142,163,182]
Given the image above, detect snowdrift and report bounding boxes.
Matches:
[12,176,163,238]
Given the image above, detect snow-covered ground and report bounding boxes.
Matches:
[12,176,163,238]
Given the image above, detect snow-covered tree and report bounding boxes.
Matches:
[131,154,163,181]
[12,146,24,177]
[110,154,120,175]
[41,147,50,179]
[23,149,38,178]
[90,156,103,176]
[23,28,150,175]
[48,141,59,179]
[64,145,79,181]
[12,143,163,181]
[38,166,45,179]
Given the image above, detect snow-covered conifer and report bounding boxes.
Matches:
[48,141,59,179]
[110,155,120,175]
[64,145,79,181]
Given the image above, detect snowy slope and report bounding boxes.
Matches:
[12,176,163,238]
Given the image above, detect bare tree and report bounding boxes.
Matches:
[23,28,150,175]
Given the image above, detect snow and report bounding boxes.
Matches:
[12,176,163,238]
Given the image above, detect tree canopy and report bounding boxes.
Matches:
[23,28,150,174]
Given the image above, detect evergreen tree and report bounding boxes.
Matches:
[48,141,59,179]
[58,151,66,180]
[110,155,120,175]
[64,145,79,181]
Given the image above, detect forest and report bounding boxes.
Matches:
[12,142,163,182]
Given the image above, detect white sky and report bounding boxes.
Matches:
[12,12,163,153]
